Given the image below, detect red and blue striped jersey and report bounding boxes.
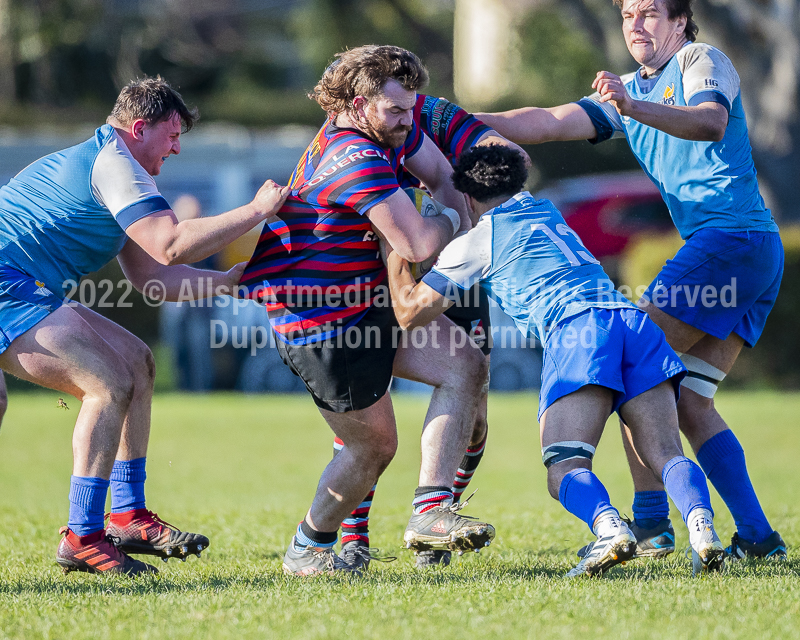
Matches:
[240,118,423,344]
[400,95,492,189]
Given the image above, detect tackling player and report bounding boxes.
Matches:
[239,46,494,576]
[478,0,785,560]
[0,77,289,576]
[387,144,725,577]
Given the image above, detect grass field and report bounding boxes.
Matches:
[0,391,798,640]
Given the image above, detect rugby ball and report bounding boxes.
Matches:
[402,187,442,279]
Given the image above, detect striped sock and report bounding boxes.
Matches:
[293,520,337,551]
[334,437,376,546]
[412,486,453,515]
[452,434,487,502]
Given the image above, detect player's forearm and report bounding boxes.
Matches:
[133,264,239,302]
[621,100,727,141]
[386,251,429,330]
[164,204,264,265]
[423,170,471,233]
[475,107,592,144]
[412,214,456,263]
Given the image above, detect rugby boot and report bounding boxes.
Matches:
[414,549,451,569]
[567,513,636,578]
[726,531,787,561]
[577,517,675,560]
[403,496,495,553]
[282,538,361,577]
[687,508,725,576]
[106,509,209,562]
[339,540,397,572]
[56,527,157,576]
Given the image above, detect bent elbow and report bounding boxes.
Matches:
[395,311,416,332]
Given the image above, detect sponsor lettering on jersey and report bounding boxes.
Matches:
[659,83,676,106]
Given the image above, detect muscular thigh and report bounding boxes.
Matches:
[0,305,132,398]
[392,315,484,387]
[72,304,153,372]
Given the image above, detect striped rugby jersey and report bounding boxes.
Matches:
[400,94,491,188]
[240,118,423,344]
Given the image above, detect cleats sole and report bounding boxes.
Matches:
[117,540,207,560]
[404,523,495,552]
[633,545,675,559]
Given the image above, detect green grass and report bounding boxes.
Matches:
[0,391,799,639]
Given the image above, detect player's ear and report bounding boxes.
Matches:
[131,119,147,141]
[352,95,369,120]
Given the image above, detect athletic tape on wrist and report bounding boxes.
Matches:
[541,441,596,468]
[439,207,461,235]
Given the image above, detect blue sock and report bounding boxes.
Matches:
[109,458,147,513]
[68,476,110,537]
[632,491,670,529]
[661,456,712,523]
[558,468,617,532]
[697,430,772,544]
[293,520,337,551]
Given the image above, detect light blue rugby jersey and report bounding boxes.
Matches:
[422,192,635,344]
[577,43,777,239]
[0,124,170,297]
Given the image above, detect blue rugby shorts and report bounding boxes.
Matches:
[0,265,62,355]
[641,229,783,347]
[538,307,686,419]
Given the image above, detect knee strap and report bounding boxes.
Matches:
[679,353,726,399]
[542,441,596,468]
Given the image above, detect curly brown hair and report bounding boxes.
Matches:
[613,0,698,42]
[108,76,199,133]
[452,145,528,203]
[309,45,429,114]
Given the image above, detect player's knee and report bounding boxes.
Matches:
[542,442,596,500]
[98,359,137,410]
[370,435,398,473]
[463,352,489,393]
[0,391,7,422]
[129,339,156,389]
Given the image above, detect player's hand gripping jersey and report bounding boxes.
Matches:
[422,192,635,344]
[576,43,777,239]
[239,119,423,345]
[0,124,171,297]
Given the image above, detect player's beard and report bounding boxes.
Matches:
[361,112,411,149]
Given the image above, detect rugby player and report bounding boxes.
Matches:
[387,144,725,576]
[334,93,529,570]
[0,77,289,575]
[478,0,785,560]
[239,46,494,576]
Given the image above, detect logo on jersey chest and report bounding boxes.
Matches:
[658,83,676,106]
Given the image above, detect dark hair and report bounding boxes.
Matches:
[452,145,528,203]
[108,76,199,133]
[310,45,428,114]
[614,0,698,42]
